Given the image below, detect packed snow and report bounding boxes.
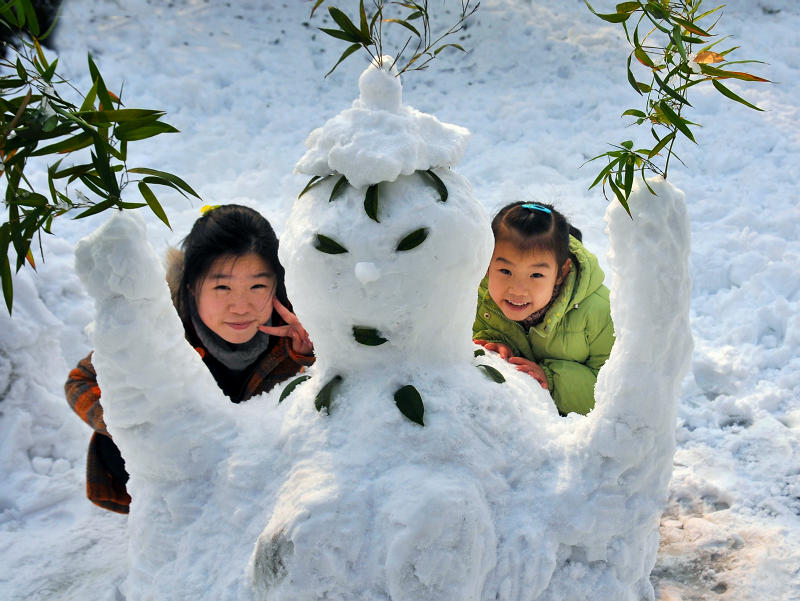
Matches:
[0,1,798,600]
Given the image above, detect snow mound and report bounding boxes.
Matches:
[295,57,470,188]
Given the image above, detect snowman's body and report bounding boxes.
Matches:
[75,59,692,601]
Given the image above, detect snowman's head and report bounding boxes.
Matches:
[280,169,492,374]
[284,58,491,374]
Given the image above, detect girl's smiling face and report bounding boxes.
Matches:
[195,253,276,344]
[487,240,570,322]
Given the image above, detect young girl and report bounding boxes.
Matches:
[65,204,314,513]
[473,201,614,416]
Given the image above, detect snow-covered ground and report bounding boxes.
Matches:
[0,0,797,599]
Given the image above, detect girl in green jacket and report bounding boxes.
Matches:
[473,201,614,415]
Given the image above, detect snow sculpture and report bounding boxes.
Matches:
[74,58,692,601]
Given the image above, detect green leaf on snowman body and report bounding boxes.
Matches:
[314,234,348,254]
[315,375,343,413]
[279,375,311,403]
[352,326,388,346]
[477,364,506,383]
[394,384,425,426]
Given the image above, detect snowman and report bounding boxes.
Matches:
[74,58,692,601]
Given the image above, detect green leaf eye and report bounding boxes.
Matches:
[395,227,429,252]
[352,326,388,346]
[314,234,348,254]
[315,375,343,413]
[279,375,311,403]
[394,384,425,426]
[477,364,506,383]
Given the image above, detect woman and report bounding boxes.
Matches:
[65,204,314,513]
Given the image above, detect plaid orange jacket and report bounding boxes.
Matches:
[65,337,314,514]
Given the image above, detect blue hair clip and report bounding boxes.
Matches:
[521,203,552,214]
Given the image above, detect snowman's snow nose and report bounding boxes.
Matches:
[355,262,381,284]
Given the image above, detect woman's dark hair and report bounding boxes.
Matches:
[491,201,582,268]
[178,204,288,320]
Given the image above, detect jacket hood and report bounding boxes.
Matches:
[165,247,188,322]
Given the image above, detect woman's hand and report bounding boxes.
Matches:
[259,298,313,356]
[473,339,513,360]
[508,356,549,389]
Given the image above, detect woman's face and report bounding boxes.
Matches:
[194,252,276,344]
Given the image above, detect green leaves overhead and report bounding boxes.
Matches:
[585,0,768,210]
[395,227,429,252]
[352,326,388,346]
[0,3,199,313]
[394,384,424,426]
[311,0,478,76]
[279,375,312,403]
[315,375,343,413]
[477,364,506,384]
[314,233,349,254]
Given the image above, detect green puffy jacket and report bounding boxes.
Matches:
[473,237,614,415]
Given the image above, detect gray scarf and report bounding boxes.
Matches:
[189,298,270,371]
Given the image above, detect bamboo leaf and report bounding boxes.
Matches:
[328,7,371,44]
[700,64,770,82]
[352,326,388,346]
[364,184,380,222]
[659,100,696,142]
[1,252,11,313]
[433,43,465,55]
[319,27,361,43]
[394,384,424,426]
[653,70,691,106]
[622,109,647,118]
[114,120,179,141]
[128,168,201,198]
[314,233,348,254]
[279,375,311,403]
[298,174,329,198]
[73,197,118,220]
[76,108,164,125]
[477,364,505,383]
[424,169,448,202]
[585,0,631,23]
[673,16,710,36]
[138,181,171,229]
[633,46,655,68]
[647,131,676,158]
[384,18,420,37]
[310,0,325,18]
[329,175,349,202]
[396,227,429,252]
[315,375,343,413]
[325,42,362,77]
[615,2,639,13]
[711,79,764,111]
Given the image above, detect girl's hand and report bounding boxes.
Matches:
[258,298,313,356]
[508,356,549,389]
[473,339,513,360]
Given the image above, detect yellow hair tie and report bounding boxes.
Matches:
[200,204,221,215]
